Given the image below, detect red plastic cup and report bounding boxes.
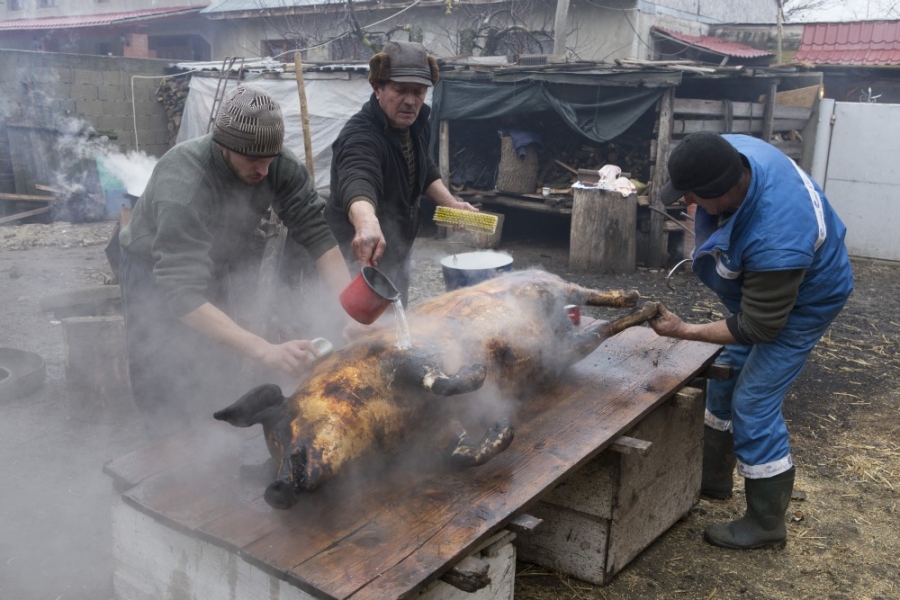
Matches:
[340,265,400,324]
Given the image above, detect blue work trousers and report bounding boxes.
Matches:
[706,317,838,479]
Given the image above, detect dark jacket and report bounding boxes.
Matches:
[325,93,442,269]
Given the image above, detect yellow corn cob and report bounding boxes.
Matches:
[433,207,498,234]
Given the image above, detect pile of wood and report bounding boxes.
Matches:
[156,77,191,147]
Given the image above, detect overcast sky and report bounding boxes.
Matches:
[795,0,896,22]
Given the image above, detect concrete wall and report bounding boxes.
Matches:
[0,49,173,157]
[201,0,774,63]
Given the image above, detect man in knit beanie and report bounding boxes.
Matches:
[118,83,351,440]
[326,41,476,307]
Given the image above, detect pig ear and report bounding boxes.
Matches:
[214,384,286,427]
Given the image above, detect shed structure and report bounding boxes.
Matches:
[430,58,822,268]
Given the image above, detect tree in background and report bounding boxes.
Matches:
[783,0,900,21]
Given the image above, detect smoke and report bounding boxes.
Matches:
[100,149,157,198]
[15,114,160,223]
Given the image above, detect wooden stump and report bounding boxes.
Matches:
[569,188,636,273]
[62,316,134,421]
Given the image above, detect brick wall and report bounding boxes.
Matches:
[0,49,174,193]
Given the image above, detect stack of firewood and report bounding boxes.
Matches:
[156,77,191,147]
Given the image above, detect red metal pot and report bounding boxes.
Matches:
[340,265,400,324]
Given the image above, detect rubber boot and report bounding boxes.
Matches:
[701,426,737,499]
[704,466,795,550]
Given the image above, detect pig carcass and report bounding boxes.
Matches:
[214,269,659,509]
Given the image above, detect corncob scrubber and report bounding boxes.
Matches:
[433,207,499,234]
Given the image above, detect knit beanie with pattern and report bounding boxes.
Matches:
[213,84,284,157]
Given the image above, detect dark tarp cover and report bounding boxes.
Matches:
[430,79,667,149]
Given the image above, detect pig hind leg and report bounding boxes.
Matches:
[444,418,515,467]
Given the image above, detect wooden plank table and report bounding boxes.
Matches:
[104,327,719,600]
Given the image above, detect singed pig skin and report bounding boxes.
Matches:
[215,269,658,509]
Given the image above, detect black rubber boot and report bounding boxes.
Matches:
[701,426,737,499]
[704,466,795,550]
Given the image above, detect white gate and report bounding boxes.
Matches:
[812,100,900,262]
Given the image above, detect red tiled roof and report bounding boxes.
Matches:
[794,21,900,65]
[0,6,205,31]
[651,26,772,59]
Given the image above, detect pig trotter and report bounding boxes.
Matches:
[428,364,488,396]
[445,418,515,467]
[580,302,661,343]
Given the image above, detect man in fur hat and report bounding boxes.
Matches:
[119,84,351,440]
[326,40,476,306]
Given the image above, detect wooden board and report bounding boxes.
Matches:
[104,328,719,600]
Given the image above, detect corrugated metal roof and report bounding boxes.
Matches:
[0,6,205,31]
[794,21,900,65]
[652,26,772,59]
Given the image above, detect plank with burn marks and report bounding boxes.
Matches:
[105,327,718,599]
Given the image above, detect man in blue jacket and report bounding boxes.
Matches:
[649,132,853,550]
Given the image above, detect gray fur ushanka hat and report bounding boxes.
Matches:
[213,84,284,157]
[368,41,440,87]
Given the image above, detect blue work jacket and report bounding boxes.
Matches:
[692,135,853,330]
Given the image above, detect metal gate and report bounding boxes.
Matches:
[812,100,900,262]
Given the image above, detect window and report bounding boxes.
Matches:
[38,0,59,7]
[262,38,306,61]
[10,0,24,9]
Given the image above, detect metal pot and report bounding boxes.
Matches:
[339,265,400,324]
[440,251,514,291]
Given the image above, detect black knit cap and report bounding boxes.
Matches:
[213,84,284,158]
[660,132,744,205]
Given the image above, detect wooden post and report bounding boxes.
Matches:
[239,52,316,385]
[553,0,571,56]
[762,79,779,142]
[568,188,636,273]
[649,87,675,268]
[440,120,450,188]
[294,51,315,178]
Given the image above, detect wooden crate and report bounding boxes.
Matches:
[514,386,705,585]
[111,497,516,600]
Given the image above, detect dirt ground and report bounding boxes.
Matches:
[0,219,897,600]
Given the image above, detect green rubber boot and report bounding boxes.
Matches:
[704,467,795,550]
[701,426,737,499]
